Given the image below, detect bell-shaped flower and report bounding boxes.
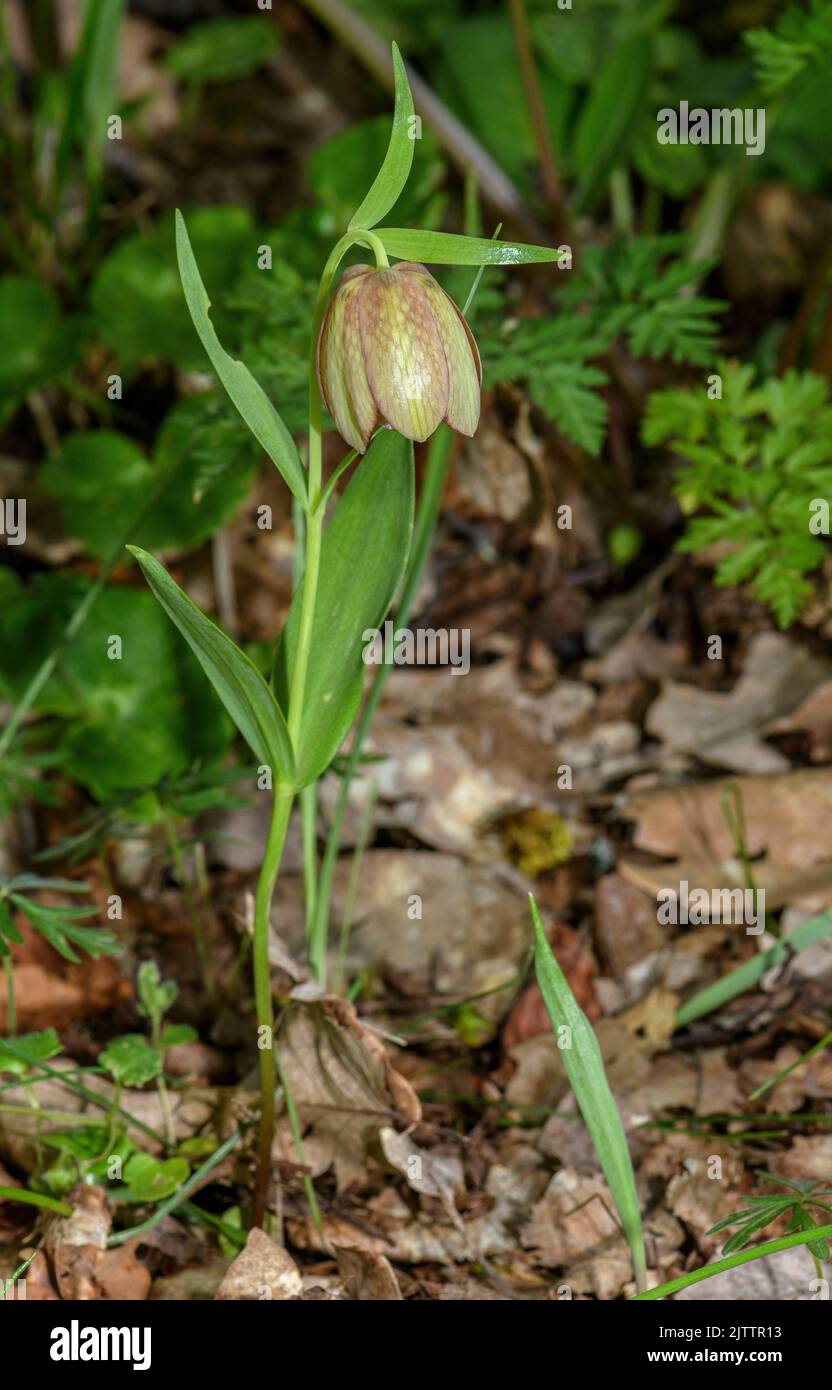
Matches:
[317,261,481,453]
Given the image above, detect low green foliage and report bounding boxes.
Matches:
[0,577,232,799]
[117,1152,190,1203]
[0,1026,63,1075]
[0,277,82,419]
[164,16,279,86]
[745,0,832,97]
[0,878,120,964]
[707,1173,832,1261]
[644,362,832,627]
[481,234,724,455]
[100,1034,163,1088]
[41,413,258,561]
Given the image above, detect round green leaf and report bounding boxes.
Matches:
[100,1035,162,1087]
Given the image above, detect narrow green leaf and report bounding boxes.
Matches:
[0,1186,73,1217]
[531,893,646,1292]
[720,1205,786,1252]
[676,910,832,1028]
[10,897,120,963]
[174,210,307,507]
[633,1223,832,1300]
[128,545,294,785]
[274,430,414,789]
[57,0,126,190]
[348,43,415,232]
[375,228,560,266]
[706,1208,762,1236]
[572,35,650,212]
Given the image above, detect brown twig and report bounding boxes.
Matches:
[778,244,832,376]
[811,281,832,383]
[507,0,568,242]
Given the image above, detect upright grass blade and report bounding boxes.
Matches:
[572,34,648,212]
[56,0,126,199]
[675,909,832,1029]
[348,42,415,232]
[530,893,646,1292]
[174,210,307,507]
[749,1029,832,1101]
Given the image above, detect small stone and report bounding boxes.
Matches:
[215,1228,302,1301]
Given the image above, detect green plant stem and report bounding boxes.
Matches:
[686,166,744,265]
[507,0,565,236]
[3,956,15,1034]
[633,1223,832,1300]
[749,1030,832,1102]
[0,1103,98,1124]
[0,1185,73,1216]
[309,425,453,978]
[250,788,293,1230]
[1,1251,37,1298]
[180,1199,247,1249]
[273,1041,322,1234]
[300,782,318,941]
[149,1016,174,1151]
[676,908,832,1028]
[334,780,377,992]
[249,229,361,1221]
[610,167,634,238]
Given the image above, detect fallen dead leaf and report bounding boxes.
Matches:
[769,1135,832,1185]
[334,1245,402,1300]
[618,986,679,1050]
[645,632,832,773]
[329,849,529,1017]
[625,768,832,865]
[273,997,421,1191]
[0,921,130,1033]
[765,676,832,763]
[46,1184,150,1301]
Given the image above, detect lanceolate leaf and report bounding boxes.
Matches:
[375,228,559,266]
[174,210,307,507]
[128,546,294,785]
[530,894,646,1292]
[348,43,415,233]
[274,430,414,789]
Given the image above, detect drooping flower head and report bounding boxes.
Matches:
[317,261,481,453]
